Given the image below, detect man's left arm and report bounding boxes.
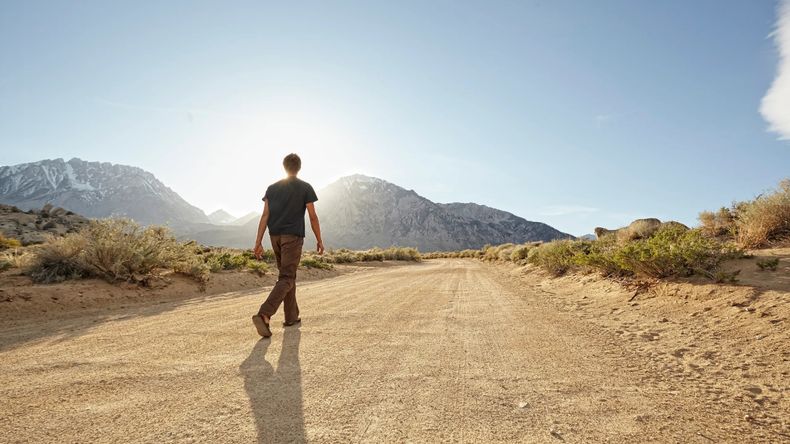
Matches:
[254,200,270,259]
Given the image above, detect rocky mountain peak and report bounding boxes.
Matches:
[0,158,208,226]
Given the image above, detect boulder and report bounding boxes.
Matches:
[594,218,667,242]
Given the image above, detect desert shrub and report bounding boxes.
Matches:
[0,260,11,272]
[698,207,735,238]
[76,220,200,283]
[199,248,273,276]
[1,248,35,269]
[28,235,87,283]
[460,249,483,258]
[300,257,333,269]
[204,250,251,271]
[735,179,790,248]
[328,250,360,263]
[246,260,269,276]
[497,244,517,261]
[527,240,589,276]
[573,235,628,277]
[482,244,514,261]
[173,260,211,286]
[613,226,738,278]
[0,234,21,250]
[381,247,421,261]
[713,269,740,283]
[756,257,779,271]
[28,219,208,284]
[509,244,533,263]
[521,226,739,280]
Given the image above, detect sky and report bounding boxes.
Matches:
[1,0,789,236]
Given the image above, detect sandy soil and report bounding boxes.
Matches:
[0,258,787,443]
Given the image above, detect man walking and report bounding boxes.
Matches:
[252,153,324,338]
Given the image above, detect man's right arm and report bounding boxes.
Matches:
[254,200,270,259]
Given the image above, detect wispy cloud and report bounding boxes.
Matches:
[761,0,790,140]
[538,205,600,216]
[594,114,613,127]
[93,98,260,121]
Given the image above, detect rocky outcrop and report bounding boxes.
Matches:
[595,218,689,242]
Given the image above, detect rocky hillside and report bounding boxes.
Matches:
[188,174,571,250]
[309,175,571,250]
[0,203,89,245]
[0,158,208,226]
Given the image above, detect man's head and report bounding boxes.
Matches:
[283,153,301,176]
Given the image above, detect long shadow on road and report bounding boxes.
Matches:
[240,327,305,443]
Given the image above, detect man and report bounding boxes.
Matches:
[252,153,324,338]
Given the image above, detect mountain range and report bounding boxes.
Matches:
[0,158,208,226]
[0,159,573,250]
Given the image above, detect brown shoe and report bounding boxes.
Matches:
[283,318,301,327]
[252,314,272,338]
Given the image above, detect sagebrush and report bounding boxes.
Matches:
[28,219,209,284]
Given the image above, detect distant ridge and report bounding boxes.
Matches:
[0,158,208,226]
[207,209,236,225]
[188,174,573,250]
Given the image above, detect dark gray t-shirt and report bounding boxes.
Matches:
[263,177,318,237]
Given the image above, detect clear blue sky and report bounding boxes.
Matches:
[1,1,788,235]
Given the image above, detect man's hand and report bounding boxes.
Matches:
[254,243,264,260]
[316,241,325,255]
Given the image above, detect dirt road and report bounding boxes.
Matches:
[0,260,783,443]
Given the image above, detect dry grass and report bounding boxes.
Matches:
[0,248,35,269]
[0,234,21,250]
[28,219,209,284]
[734,179,790,248]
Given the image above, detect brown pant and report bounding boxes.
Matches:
[258,234,303,322]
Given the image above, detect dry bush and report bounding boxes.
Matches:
[735,179,790,248]
[1,248,35,269]
[0,234,22,250]
[28,235,87,283]
[28,219,209,284]
[698,207,735,237]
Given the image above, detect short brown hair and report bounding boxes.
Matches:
[283,153,301,174]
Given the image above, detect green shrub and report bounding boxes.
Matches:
[713,269,740,283]
[246,260,269,276]
[300,257,333,269]
[573,235,627,277]
[509,244,534,263]
[319,247,421,263]
[756,257,779,271]
[521,226,739,280]
[527,240,589,276]
[0,260,11,272]
[612,226,737,278]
